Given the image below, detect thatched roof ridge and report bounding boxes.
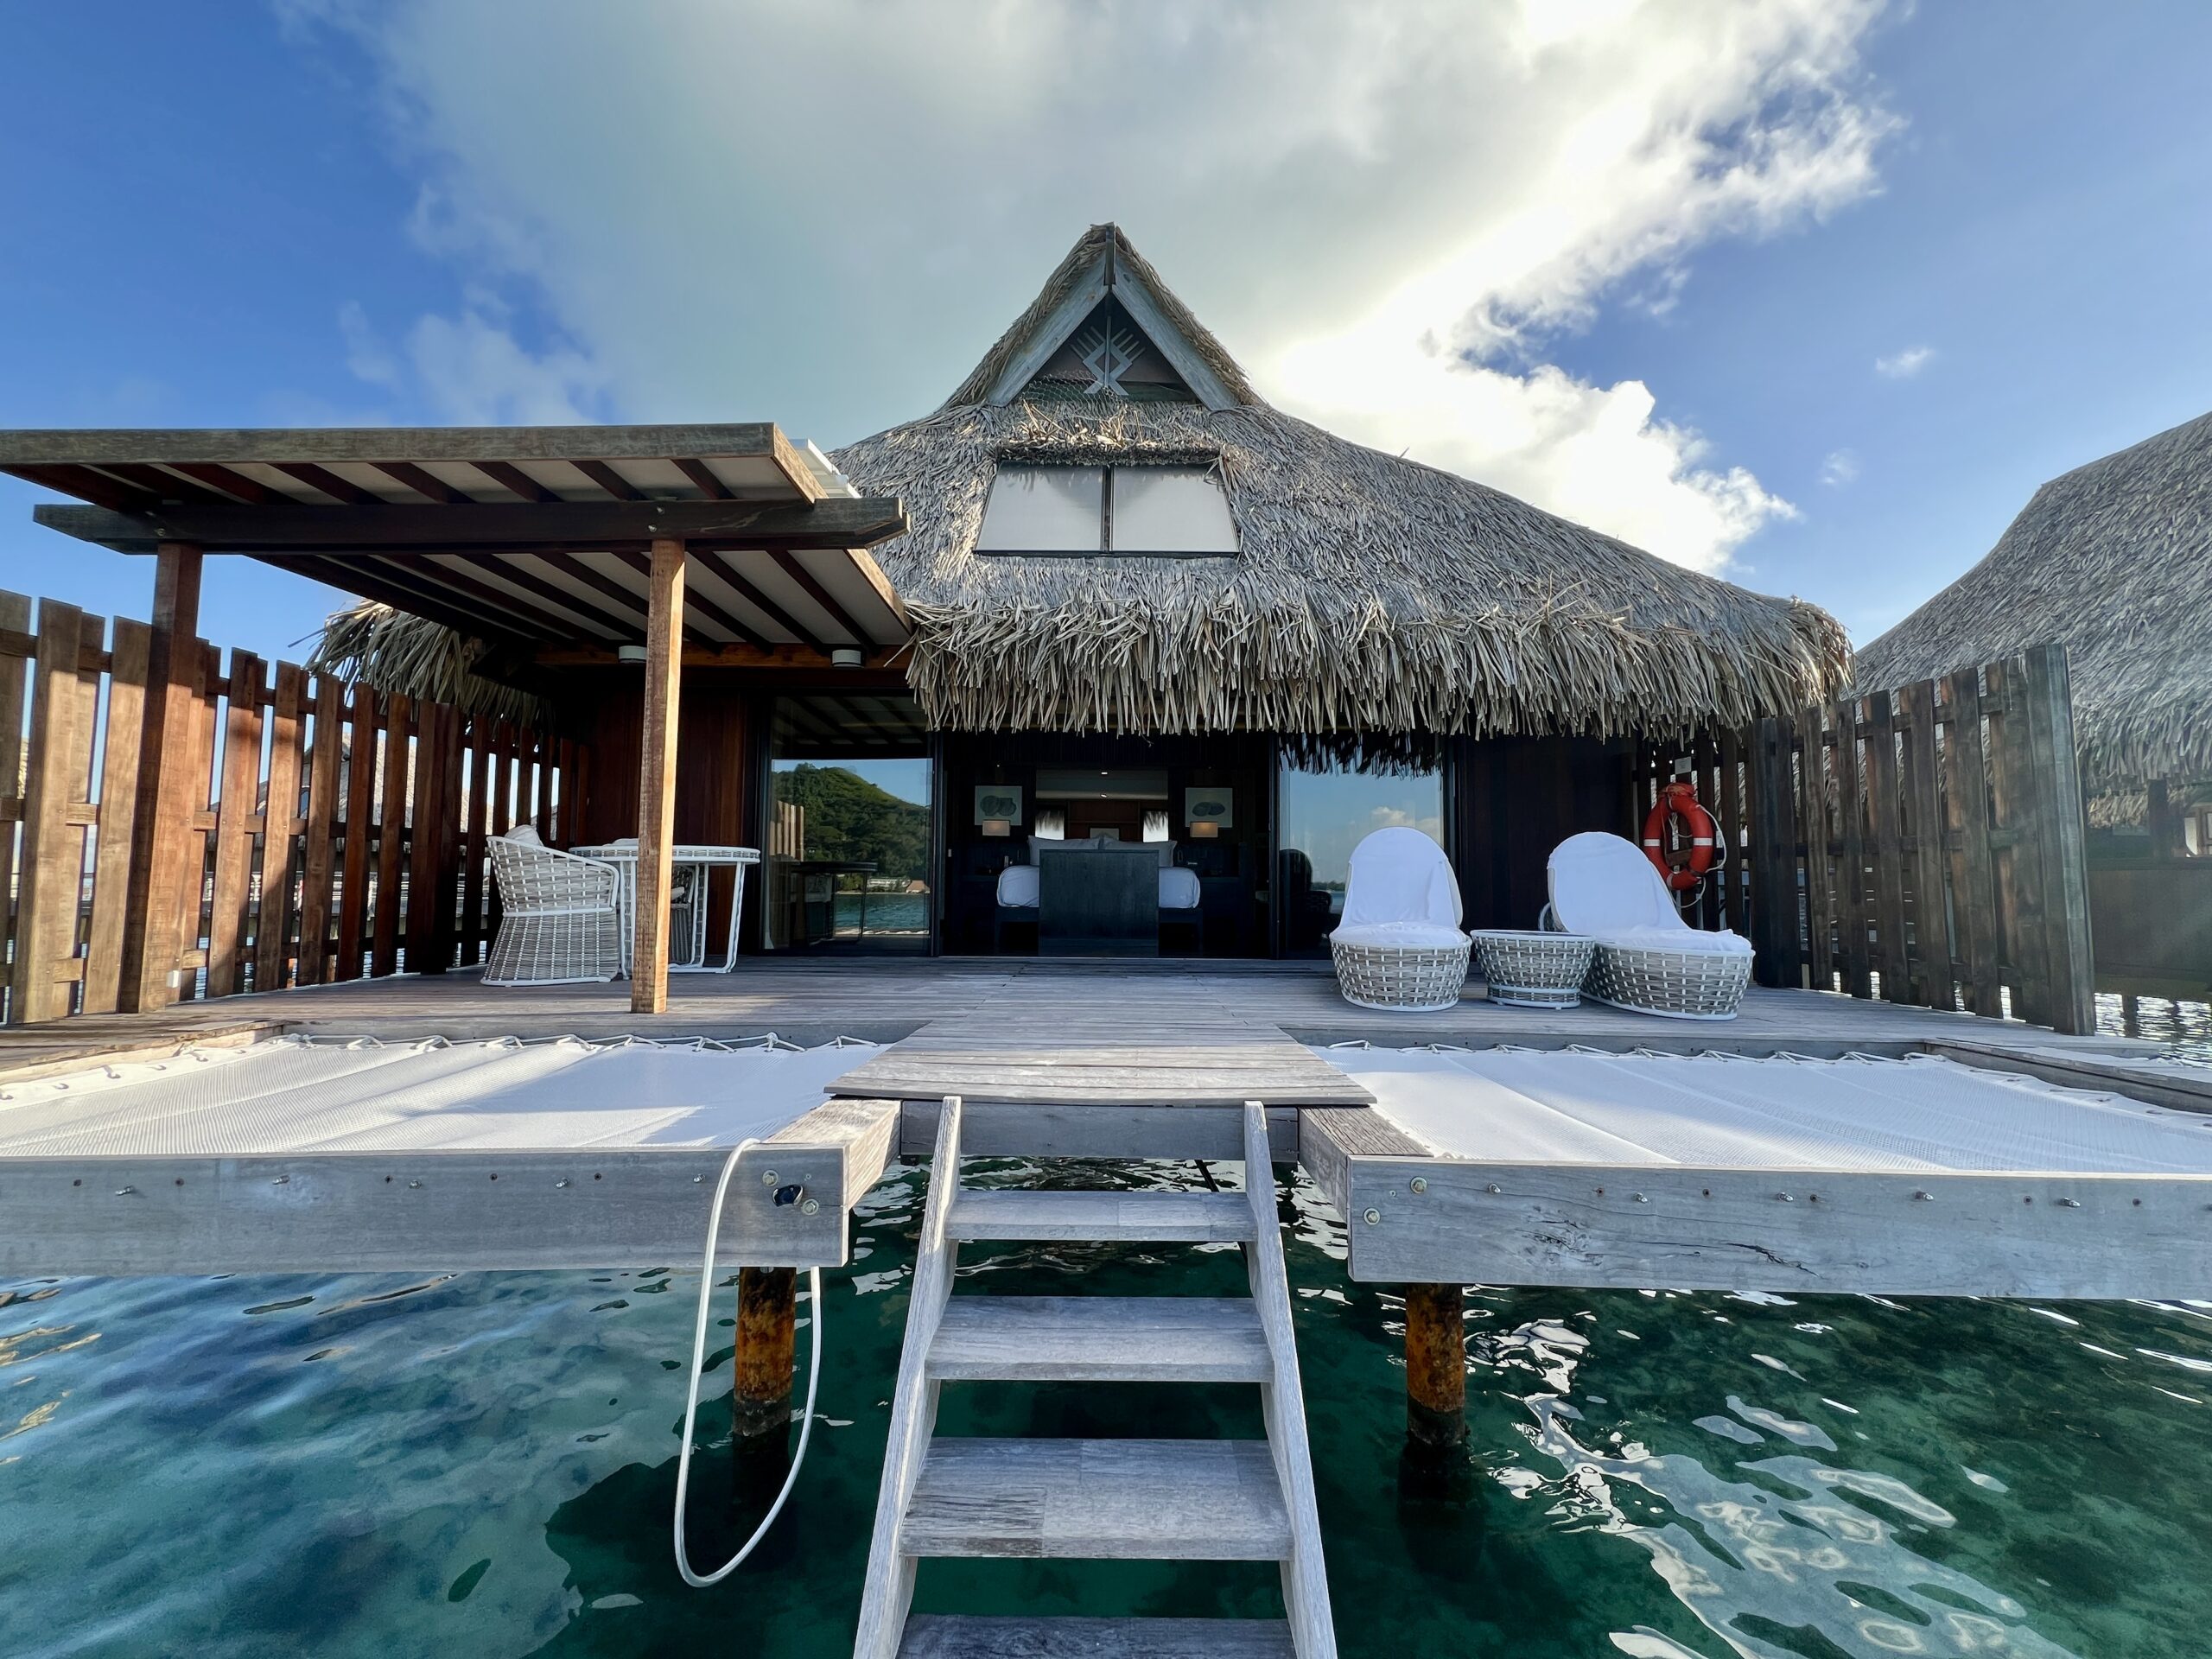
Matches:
[944,223,1262,410]
[1858,409,2212,800]
[836,396,1850,740]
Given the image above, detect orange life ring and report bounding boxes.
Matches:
[1643,780,1718,893]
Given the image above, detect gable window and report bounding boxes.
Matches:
[975,465,1238,556]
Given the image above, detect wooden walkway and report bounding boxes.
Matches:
[826,974,1371,1106]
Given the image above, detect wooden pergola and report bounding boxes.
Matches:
[5,423,909,1015]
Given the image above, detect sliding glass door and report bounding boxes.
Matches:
[1275,753,1446,957]
[763,695,934,952]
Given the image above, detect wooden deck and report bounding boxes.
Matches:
[0,957,2155,1086]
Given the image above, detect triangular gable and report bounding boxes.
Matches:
[950,225,1256,412]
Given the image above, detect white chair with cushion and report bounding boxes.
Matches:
[485,826,624,986]
[1543,830,1753,1020]
[1328,827,1470,1011]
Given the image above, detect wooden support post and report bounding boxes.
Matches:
[632,537,685,1015]
[119,541,204,1012]
[732,1265,799,1443]
[1401,1281,1470,1503]
[11,599,92,1024]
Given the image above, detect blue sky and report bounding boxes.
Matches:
[3,2,2209,669]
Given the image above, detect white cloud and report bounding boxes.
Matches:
[1819,448,1861,487]
[1875,345,1935,378]
[341,293,607,424]
[294,0,1898,572]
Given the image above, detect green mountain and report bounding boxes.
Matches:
[772,764,929,879]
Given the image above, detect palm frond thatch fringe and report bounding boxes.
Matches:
[1858,408,2212,814]
[306,602,546,728]
[836,404,1849,743]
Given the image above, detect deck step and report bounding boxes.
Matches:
[898,1616,1296,1658]
[901,1438,1289,1560]
[929,1297,1271,1383]
[944,1189,1255,1244]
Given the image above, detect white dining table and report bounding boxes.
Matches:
[569,842,760,975]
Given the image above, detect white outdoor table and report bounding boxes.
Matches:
[570,842,760,975]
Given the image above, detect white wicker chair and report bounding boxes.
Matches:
[485,830,623,986]
[1544,831,1752,1020]
[1328,827,1470,1011]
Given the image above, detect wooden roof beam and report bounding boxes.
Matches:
[609,549,770,649]
[768,548,868,645]
[696,550,828,651]
[33,495,906,554]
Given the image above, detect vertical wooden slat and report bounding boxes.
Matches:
[62,613,105,974]
[0,591,31,1022]
[1746,715,1800,987]
[336,684,378,982]
[461,721,492,963]
[1941,669,2001,1017]
[633,537,686,1015]
[372,693,410,977]
[1984,658,2050,1026]
[1798,705,1837,991]
[171,640,222,1001]
[82,619,149,1014]
[1832,697,1872,998]
[10,600,91,1023]
[1862,690,1911,1004]
[119,542,204,1011]
[203,649,265,999]
[254,662,308,993]
[1717,727,1744,936]
[1897,681,1948,1009]
[2021,643,2096,1034]
[404,698,445,974]
[296,675,345,986]
[556,735,578,847]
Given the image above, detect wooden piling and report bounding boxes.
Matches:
[732,1265,798,1444]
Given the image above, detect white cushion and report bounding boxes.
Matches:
[1159,867,1201,910]
[505,823,545,849]
[1331,921,1469,950]
[1548,831,1753,955]
[1340,827,1462,931]
[996,865,1040,907]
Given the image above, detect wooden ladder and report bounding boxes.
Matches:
[853,1096,1336,1659]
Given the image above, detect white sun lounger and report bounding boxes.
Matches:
[1544,830,1752,1020]
[1329,827,1470,1011]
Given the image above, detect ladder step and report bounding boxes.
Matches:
[945,1189,1255,1244]
[899,1616,1296,1658]
[930,1297,1271,1383]
[902,1439,1289,1560]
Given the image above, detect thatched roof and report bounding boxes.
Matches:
[305,602,547,728]
[1858,408,2212,803]
[835,223,1848,740]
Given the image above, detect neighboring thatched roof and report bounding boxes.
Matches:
[836,223,1849,740]
[1858,409,2212,804]
[305,602,547,728]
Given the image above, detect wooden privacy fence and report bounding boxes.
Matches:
[1636,640,2094,1033]
[0,589,586,1025]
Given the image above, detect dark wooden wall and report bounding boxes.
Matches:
[1451,734,1636,931]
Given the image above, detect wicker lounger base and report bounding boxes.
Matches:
[1330,938,1471,1013]
[1585,942,1751,1020]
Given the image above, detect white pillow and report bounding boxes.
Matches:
[505,823,545,849]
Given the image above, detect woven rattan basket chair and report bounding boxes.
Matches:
[1543,831,1752,1020]
[486,829,624,986]
[1328,827,1470,1012]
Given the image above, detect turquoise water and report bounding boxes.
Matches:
[6,1151,2211,1657]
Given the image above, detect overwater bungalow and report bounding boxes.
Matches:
[294,224,1852,972]
[1,227,2203,1658]
[1859,407,2212,1000]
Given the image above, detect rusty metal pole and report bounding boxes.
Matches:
[729,1265,799,1539]
[1401,1282,1471,1502]
[732,1265,798,1441]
